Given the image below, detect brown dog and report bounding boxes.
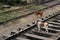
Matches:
[35,10,43,18]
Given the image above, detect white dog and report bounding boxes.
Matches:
[37,21,48,33]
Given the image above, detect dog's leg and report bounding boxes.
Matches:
[44,23,48,33]
[37,22,41,32]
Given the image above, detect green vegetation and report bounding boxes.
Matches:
[0,12,24,22]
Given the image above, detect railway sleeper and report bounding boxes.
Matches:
[48,21,60,24]
[49,24,60,28]
[43,27,60,33]
[16,37,30,40]
[41,27,58,33]
[50,20,60,23]
[48,20,60,24]
[49,18,60,21]
[48,19,58,21]
[53,20,60,23]
[24,33,53,40]
[54,17,60,20]
[33,31,58,36]
[48,26,60,30]
[54,16,60,18]
[48,23,60,26]
[32,31,55,38]
[57,37,60,40]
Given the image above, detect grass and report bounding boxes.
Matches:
[0,12,24,22]
[0,6,20,13]
[26,5,47,10]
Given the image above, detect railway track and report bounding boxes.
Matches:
[0,0,60,40]
[0,0,60,24]
[4,11,60,40]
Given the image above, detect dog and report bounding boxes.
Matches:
[37,21,48,33]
